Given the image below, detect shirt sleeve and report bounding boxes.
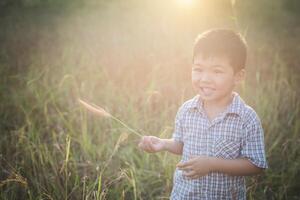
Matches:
[240,112,268,169]
[172,107,184,143]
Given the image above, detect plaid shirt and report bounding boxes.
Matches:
[171,92,268,200]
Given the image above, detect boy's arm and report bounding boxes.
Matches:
[139,136,183,155]
[177,156,264,179]
[162,138,183,155]
[210,157,263,175]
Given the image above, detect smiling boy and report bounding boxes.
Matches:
[139,29,267,199]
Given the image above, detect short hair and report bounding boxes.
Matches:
[193,29,247,72]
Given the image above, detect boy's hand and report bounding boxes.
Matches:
[138,136,165,153]
[176,156,214,179]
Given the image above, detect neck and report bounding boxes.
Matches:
[203,92,234,115]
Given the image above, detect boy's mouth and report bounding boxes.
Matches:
[200,87,215,96]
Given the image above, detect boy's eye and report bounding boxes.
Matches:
[214,69,223,74]
[193,68,203,72]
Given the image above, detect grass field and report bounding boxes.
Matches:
[0,0,300,199]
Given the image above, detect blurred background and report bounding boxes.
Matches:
[0,0,299,199]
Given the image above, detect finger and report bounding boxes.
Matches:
[189,174,200,179]
[185,172,201,180]
[177,163,189,170]
[139,141,149,151]
[183,170,196,178]
[176,162,186,169]
[144,137,155,153]
[145,137,153,150]
[139,137,150,151]
[177,160,193,169]
[150,136,158,144]
[143,142,151,152]
[179,165,193,172]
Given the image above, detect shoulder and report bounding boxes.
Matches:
[233,94,261,124]
[176,96,198,117]
[180,97,196,110]
[241,104,262,128]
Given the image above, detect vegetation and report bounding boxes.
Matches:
[0,0,299,199]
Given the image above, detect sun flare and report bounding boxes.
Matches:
[177,0,194,7]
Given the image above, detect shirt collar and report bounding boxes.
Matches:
[187,92,245,117]
[225,92,245,117]
[187,95,204,113]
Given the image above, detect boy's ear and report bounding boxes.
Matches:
[234,69,245,85]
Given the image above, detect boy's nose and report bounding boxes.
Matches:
[200,72,212,83]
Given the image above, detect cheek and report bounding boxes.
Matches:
[191,72,199,83]
[215,75,235,88]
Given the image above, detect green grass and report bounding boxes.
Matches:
[1,1,300,199]
[1,49,299,199]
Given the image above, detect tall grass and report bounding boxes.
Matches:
[1,1,300,199]
[1,48,299,199]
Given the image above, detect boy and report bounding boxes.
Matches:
[138,29,267,199]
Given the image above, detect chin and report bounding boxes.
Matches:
[198,94,217,101]
[199,92,226,102]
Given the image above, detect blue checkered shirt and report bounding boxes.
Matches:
[171,92,268,200]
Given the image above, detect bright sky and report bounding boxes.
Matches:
[177,0,194,7]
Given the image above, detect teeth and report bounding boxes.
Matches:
[201,87,214,96]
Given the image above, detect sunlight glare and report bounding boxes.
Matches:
[177,0,194,7]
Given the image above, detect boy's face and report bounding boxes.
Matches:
[192,54,244,104]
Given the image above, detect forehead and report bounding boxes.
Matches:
[193,54,232,69]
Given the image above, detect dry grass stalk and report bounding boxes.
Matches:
[78,99,111,117]
[78,99,143,137]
